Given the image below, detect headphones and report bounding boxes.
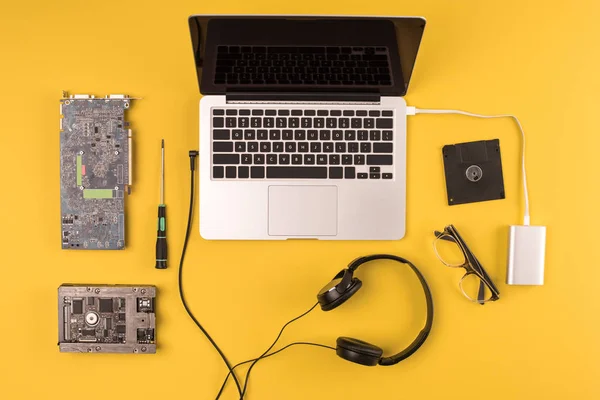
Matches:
[317,254,434,366]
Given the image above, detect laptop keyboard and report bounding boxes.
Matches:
[211,108,395,180]
[214,46,392,86]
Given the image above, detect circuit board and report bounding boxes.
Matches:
[59,93,133,249]
[58,285,156,354]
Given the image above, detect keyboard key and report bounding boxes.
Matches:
[326,118,337,128]
[265,110,277,116]
[357,130,368,141]
[304,110,316,116]
[317,154,327,164]
[370,167,381,173]
[343,110,355,116]
[238,166,249,178]
[383,173,393,179]
[252,109,264,116]
[278,109,290,116]
[244,130,255,140]
[351,118,362,128]
[235,142,246,152]
[213,129,230,140]
[356,110,367,116]
[213,109,225,116]
[370,130,381,141]
[239,117,250,128]
[226,117,237,127]
[329,167,343,179]
[248,142,258,153]
[369,110,380,117]
[213,142,233,152]
[354,155,365,165]
[251,118,262,128]
[298,142,309,152]
[289,118,300,128]
[232,130,243,140]
[213,117,224,128]
[317,110,328,116]
[276,117,287,128]
[323,142,334,153]
[345,130,356,141]
[376,118,394,128]
[279,154,290,164]
[273,142,284,152]
[241,154,252,164]
[294,130,306,140]
[269,130,281,140]
[283,130,293,140]
[214,154,239,164]
[348,142,359,153]
[226,166,236,178]
[382,131,393,141]
[267,154,277,164]
[373,143,393,153]
[301,118,312,128]
[339,118,350,128]
[330,110,342,116]
[360,143,371,153]
[304,154,315,165]
[254,154,265,164]
[335,143,346,153]
[257,130,268,140]
[239,109,251,116]
[291,110,303,116]
[292,154,302,164]
[342,155,353,165]
[357,172,368,179]
[314,118,325,128]
[370,173,381,179]
[285,142,296,152]
[251,166,265,178]
[364,118,374,128]
[329,154,340,165]
[367,155,393,165]
[307,130,318,140]
[264,118,275,128]
[267,166,327,179]
[382,110,393,117]
[213,166,224,178]
[260,142,271,152]
[310,142,321,153]
[320,130,331,140]
[226,109,237,116]
[344,167,356,179]
[332,130,343,141]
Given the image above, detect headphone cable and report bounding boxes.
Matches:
[179,151,243,397]
[215,341,335,400]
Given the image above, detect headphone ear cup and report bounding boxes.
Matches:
[336,337,383,366]
[317,278,362,311]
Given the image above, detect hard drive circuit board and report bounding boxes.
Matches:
[58,285,156,354]
[59,94,132,249]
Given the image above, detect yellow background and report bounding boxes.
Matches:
[1,0,599,399]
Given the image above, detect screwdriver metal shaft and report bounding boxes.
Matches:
[155,139,167,269]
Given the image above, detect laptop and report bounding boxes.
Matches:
[188,15,426,240]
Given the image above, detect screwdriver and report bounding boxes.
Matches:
[155,139,167,269]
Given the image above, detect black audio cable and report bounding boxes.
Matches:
[179,151,243,397]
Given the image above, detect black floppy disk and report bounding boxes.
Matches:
[442,139,505,206]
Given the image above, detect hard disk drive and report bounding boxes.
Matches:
[58,284,156,354]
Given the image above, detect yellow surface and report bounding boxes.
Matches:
[1,1,599,399]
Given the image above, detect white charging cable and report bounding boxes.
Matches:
[406,106,530,226]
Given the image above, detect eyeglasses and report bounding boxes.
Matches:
[433,225,500,304]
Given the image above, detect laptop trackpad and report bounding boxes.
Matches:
[268,186,338,237]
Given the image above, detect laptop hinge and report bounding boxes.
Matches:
[225,92,381,105]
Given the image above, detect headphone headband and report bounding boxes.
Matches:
[347,254,434,366]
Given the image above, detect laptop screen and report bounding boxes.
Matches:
[189,15,425,97]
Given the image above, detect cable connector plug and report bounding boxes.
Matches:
[406,106,416,116]
[189,150,199,171]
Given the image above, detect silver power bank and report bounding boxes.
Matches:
[507,225,547,285]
